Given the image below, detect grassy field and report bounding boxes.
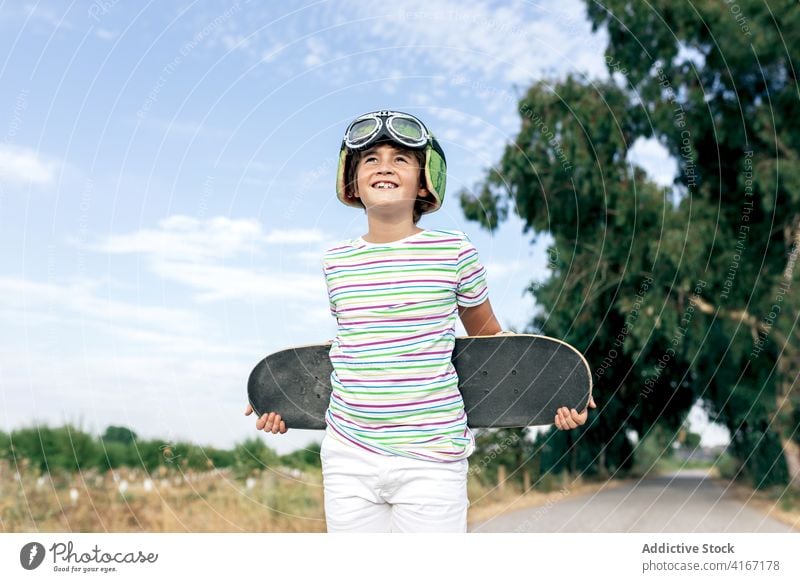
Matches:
[1,461,326,533]
[2,460,605,533]
[3,458,798,532]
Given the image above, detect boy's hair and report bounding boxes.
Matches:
[344,145,434,225]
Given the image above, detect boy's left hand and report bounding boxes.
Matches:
[554,396,596,430]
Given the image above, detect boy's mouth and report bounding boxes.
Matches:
[370,180,398,189]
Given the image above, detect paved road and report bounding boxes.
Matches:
[470,470,797,533]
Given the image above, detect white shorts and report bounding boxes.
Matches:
[320,432,469,533]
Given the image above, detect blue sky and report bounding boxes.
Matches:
[1,0,723,454]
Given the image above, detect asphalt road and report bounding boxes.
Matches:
[470,469,797,533]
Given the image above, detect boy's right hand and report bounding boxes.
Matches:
[244,404,288,434]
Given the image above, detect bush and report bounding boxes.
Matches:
[130,439,171,472]
[97,441,136,470]
[233,438,279,479]
[730,425,789,489]
[632,424,676,477]
[102,426,138,444]
[0,430,10,460]
[713,450,741,480]
[280,443,321,471]
[6,425,101,474]
[205,447,235,469]
[0,424,308,479]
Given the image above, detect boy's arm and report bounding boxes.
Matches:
[458,298,502,336]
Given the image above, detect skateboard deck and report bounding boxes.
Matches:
[247,334,592,429]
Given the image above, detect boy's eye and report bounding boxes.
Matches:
[363,156,410,164]
[360,153,414,165]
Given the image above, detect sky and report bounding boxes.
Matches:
[0,0,728,454]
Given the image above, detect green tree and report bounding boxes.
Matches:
[7,425,100,473]
[205,446,235,469]
[130,438,172,472]
[462,74,696,477]
[97,441,135,470]
[463,1,799,488]
[471,428,531,486]
[0,430,10,460]
[583,0,799,487]
[101,426,138,444]
[280,442,322,471]
[98,426,139,470]
[232,438,280,479]
[682,430,702,451]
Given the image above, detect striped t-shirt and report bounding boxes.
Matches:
[322,229,489,462]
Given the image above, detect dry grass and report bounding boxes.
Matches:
[715,478,800,532]
[0,462,326,533]
[2,460,623,533]
[466,475,626,525]
[8,460,792,533]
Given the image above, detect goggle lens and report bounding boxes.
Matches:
[347,118,379,145]
[389,117,424,141]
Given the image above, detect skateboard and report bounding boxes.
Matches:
[247,334,592,429]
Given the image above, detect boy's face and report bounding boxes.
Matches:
[353,143,429,216]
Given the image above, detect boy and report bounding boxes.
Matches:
[246,110,595,532]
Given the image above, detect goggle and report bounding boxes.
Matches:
[343,111,431,151]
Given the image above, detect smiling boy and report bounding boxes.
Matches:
[247,110,594,532]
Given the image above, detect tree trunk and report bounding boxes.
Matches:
[780,438,800,489]
[761,219,798,487]
[598,445,609,479]
[775,314,800,488]
[776,360,800,489]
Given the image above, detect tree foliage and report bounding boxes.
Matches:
[462,1,799,487]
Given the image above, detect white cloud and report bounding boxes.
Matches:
[341,0,606,86]
[260,43,286,63]
[627,136,677,188]
[0,338,323,452]
[0,329,260,450]
[97,215,268,260]
[0,145,57,186]
[0,276,205,338]
[93,216,332,303]
[303,37,326,68]
[222,33,251,52]
[214,0,607,107]
[97,215,328,254]
[95,28,118,41]
[687,400,730,447]
[485,259,531,279]
[265,228,326,244]
[150,260,323,303]
[0,273,325,451]
[24,3,72,30]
